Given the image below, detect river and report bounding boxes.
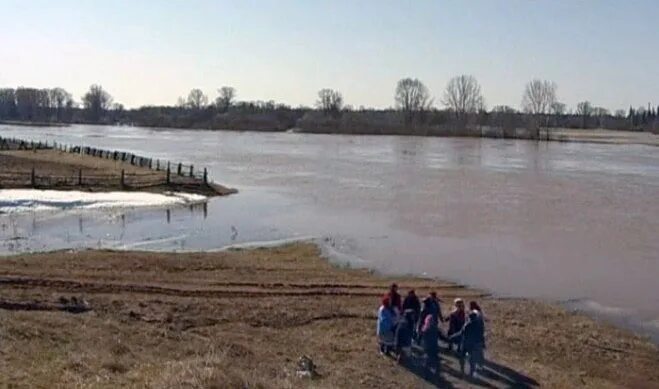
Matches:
[1,124,658,340]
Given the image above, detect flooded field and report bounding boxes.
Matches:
[1,124,658,340]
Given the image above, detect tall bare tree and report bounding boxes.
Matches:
[215,86,236,112]
[441,75,484,120]
[491,105,517,114]
[395,78,432,124]
[0,88,16,119]
[49,87,72,121]
[576,100,593,128]
[522,79,556,115]
[82,85,113,122]
[316,88,343,116]
[15,87,41,121]
[550,102,566,115]
[186,89,208,110]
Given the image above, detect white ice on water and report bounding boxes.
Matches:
[0,189,206,214]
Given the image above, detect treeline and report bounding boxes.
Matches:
[1,80,657,136]
[302,77,659,136]
[0,85,118,124]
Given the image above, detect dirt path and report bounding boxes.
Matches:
[0,244,657,388]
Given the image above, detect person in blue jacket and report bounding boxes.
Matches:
[377,296,397,355]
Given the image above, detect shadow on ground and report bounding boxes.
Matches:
[393,342,539,389]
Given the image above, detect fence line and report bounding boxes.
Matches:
[0,136,210,185]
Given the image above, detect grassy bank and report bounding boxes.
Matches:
[0,243,657,388]
[0,149,235,196]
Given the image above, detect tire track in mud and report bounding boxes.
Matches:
[207,281,466,290]
[0,299,91,313]
[0,276,484,300]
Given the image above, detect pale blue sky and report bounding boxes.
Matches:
[0,0,657,110]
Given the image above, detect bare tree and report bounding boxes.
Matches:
[491,105,517,114]
[49,87,72,121]
[186,89,208,110]
[441,75,484,120]
[395,78,432,124]
[215,86,236,112]
[522,79,556,115]
[576,100,593,128]
[15,87,37,120]
[550,102,566,115]
[82,84,113,122]
[316,88,343,116]
[0,88,16,119]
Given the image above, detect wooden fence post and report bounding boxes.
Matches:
[177,163,182,176]
[156,160,160,171]
[203,168,208,184]
[189,165,194,177]
[31,168,36,187]
[120,169,125,188]
[166,163,171,184]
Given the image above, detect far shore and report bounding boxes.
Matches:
[0,243,657,388]
[3,120,657,147]
[0,120,71,127]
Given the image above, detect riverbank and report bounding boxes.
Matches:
[295,119,659,147]
[0,243,657,388]
[4,119,657,147]
[0,149,235,196]
[0,120,70,127]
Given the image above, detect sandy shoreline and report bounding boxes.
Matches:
[0,243,657,388]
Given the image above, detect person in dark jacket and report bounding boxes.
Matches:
[420,313,440,376]
[450,310,486,378]
[447,298,466,352]
[402,289,420,339]
[394,309,415,364]
[418,291,444,338]
[386,283,402,313]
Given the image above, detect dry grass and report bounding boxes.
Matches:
[0,243,657,388]
[0,149,234,195]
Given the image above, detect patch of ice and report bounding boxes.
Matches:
[0,189,206,214]
[213,236,316,251]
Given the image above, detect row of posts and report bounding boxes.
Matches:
[27,165,208,188]
[4,136,210,186]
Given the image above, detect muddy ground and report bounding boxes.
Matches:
[0,243,657,388]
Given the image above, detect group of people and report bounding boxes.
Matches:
[376,283,486,378]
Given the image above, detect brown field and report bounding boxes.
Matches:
[0,149,235,196]
[0,243,657,388]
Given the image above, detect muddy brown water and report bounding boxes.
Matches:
[1,124,658,341]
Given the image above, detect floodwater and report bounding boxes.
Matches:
[1,124,658,340]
